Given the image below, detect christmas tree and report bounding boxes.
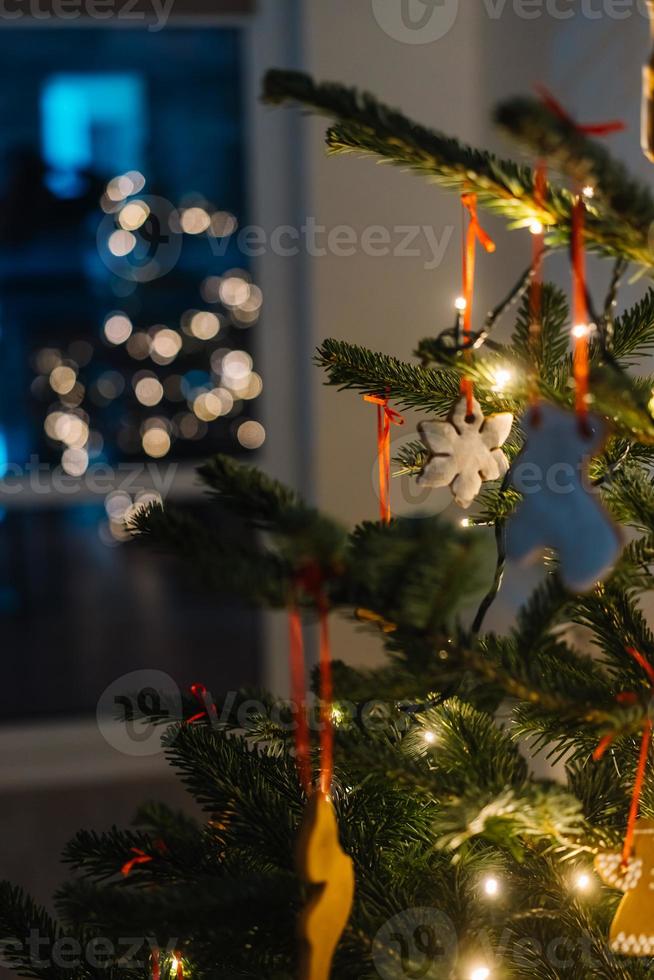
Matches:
[7,70,654,979]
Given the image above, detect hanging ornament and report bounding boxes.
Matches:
[296,791,355,980]
[505,402,620,591]
[417,194,509,508]
[289,572,354,980]
[417,396,512,509]
[507,159,621,591]
[644,1,654,161]
[363,393,404,523]
[594,647,654,956]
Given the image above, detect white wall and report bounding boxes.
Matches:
[296,2,554,667]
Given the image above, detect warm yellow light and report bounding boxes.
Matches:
[455,296,467,312]
[151,328,182,361]
[423,730,436,745]
[491,367,513,392]
[219,276,250,307]
[469,968,491,980]
[190,311,220,340]
[574,871,592,892]
[108,230,136,257]
[237,420,266,450]
[209,211,238,238]
[193,391,222,422]
[50,365,76,395]
[529,219,544,235]
[572,323,590,339]
[180,207,211,234]
[61,447,89,476]
[104,313,133,345]
[118,200,150,231]
[134,377,164,407]
[460,518,471,528]
[582,185,595,199]
[483,876,500,897]
[142,427,171,458]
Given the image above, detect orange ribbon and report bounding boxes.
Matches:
[593,646,654,866]
[530,162,547,405]
[363,394,405,524]
[289,567,335,797]
[536,85,625,136]
[121,847,153,877]
[460,192,496,416]
[571,197,590,432]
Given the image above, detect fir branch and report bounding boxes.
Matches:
[496,96,654,267]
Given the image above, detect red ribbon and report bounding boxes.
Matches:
[593,646,654,866]
[363,394,404,523]
[460,192,496,416]
[571,197,590,432]
[175,955,184,980]
[186,682,218,725]
[151,949,160,980]
[536,85,625,136]
[121,847,153,877]
[289,604,312,795]
[289,568,334,797]
[529,161,547,415]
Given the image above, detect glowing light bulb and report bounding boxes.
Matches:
[572,323,590,339]
[460,518,471,528]
[170,957,179,974]
[470,967,491,980]
[455,296,467,312]
[491,367,512,392]
[575,872,592,892]
[483,876,500,897]
[423,730,436,745]
[582,185,595,199]
[529,219,544,235]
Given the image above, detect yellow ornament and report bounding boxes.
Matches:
[644,1,654,161]
[296,791,355,980]
[595,819,654,956]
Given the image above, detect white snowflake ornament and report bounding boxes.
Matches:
[417,396,513,509]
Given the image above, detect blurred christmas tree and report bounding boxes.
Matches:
[8,71,654,979]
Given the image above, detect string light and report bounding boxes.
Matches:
[454,296,467,312]
[574,871,593,893]
[469,967,491,980]
[460,518,471,528]
[529,219,544,235]
[582,185,595,199]
[170,957,180,975]
[572,323,591,339]
[490,366,513,393]
[482,876,500,897]
[423,730,436,745]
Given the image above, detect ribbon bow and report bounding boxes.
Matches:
[186,682,218,725]
[460,193,496,416]
[593,647,654,867]
[363,394,405,524]
[536,85,625,136]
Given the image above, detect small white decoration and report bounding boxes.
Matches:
[505,403,621,592]
[417,396,513,509]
